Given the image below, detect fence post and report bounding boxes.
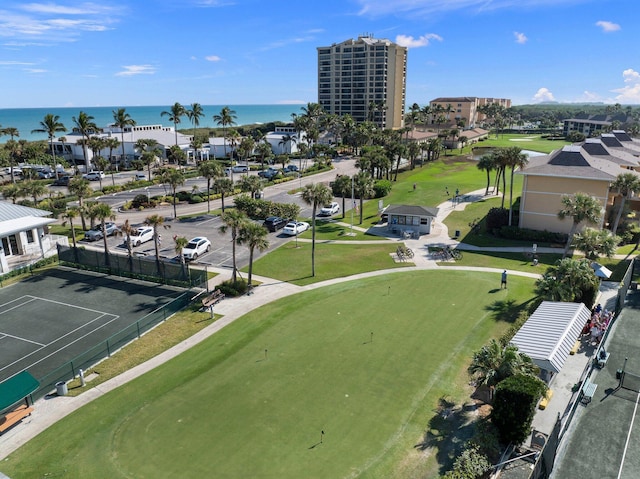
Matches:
[137,321,141,338]
[107,339,111,357]
[70,361,76,377]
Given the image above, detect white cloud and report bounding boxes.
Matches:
[0,60,36,65]
[356,0,591,17]
[596,20,620,32]
[611,69,640,103]
[25,68,47,73]
[514,32,527,44]
[395,33,443,48]
[115,65,156,76]
[205,55,221,62]
[578,91,601,102]
[532,87,555,103]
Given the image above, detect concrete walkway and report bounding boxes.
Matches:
[0,186,627,460]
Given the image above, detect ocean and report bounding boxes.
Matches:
[0,104,306,143]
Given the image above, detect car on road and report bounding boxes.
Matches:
[38,170,54,179]
[83,171,105,181]
[52,175,72,186]
[283,164,299,173]
[182,237,211,261]
[319,202,340,216]
[134,172,147,181]
[263,216,288,232]
[124,226,154,247]
[282,221,310,236]
[84,222,119,241]
[258,167,279,179]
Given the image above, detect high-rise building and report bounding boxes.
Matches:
[317,35,407,129]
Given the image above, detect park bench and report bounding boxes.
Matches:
[202,289,225,308]
[0,404,34,434]
[581,378,597,404]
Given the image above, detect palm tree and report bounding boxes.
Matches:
[611,172,640,235]
[31,114,66,172]
[72,111,99,172]
[238,222,269,290]
[238,175,263,199]
[278,134,297,154]
[120,219,136,260]
[68,177,93,230]
[477,153,496,196]
[144,214,166,269]
[572,227,619,260]
[468,339,538,398]
[1,183,22,203]
[157,167,185,218]
[219,209,248,282]
[112,108,136,168]
[332,174,352,219]
[227,129,241,163]
[198,160,224,212]
[161,102,186,146]
[20,180,48,205]
[62,207,81,248]
[255,141,273,170]
[353,172,375,224]
[500,146,529,226]
[558,193,604,258]
[135,139,162,180]
[213,106,237,158]
[301,183,333,277]
[93,202,116,266]
[174,235,189,271]
[536,258,599,303]
[213,177,234,213]
[186,103,204,146]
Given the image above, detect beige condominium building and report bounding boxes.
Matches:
[318,35,407,129]
[429,97,511,127]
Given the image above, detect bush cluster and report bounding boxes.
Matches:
[233,194,301,220]
[217,278,248,297]
[373,179,392,198]
[497,225,567,244]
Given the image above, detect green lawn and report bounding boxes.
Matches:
[245,241,412,285]
[439,250,562,272]
[2,271,537,479]
[297,219,387,241]
[474,134,570,154]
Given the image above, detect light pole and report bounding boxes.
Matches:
[145,187,150,204]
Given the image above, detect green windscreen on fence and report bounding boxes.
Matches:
[0,371,39,412]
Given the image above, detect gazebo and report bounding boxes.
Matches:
[511,301,591,382]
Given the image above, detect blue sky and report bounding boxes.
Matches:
[0,0,638,108]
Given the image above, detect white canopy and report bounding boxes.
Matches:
[511,301,591,373]
[591,262,612,279]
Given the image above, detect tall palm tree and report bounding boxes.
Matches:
[161,102,186,146]
[157,167,185,218]
[144,214,166,270]
[255,141,273,170]
[20,180,48,205]
[213,106,237,158]
[93,202,116,266]
[186,103,204,146]
[120,219,136,261]
[31,114,66,172]
[278,134,297,154]
[500,146,529,226]
[1,183,22,204]
[301,183,333,277]
[198,160,224,212]
[213,177,234,213]
[67,177,93,230]
[238,222,269,290]
[219,209,248,282]
[332,174,352,219]
[112,108,136,167]
[476,153,496,196]
[104,137,120,181]
[135,138,162,180]
[72,111,99,172]
[611,172,640,235]
[62,207,81,248]
[558,193,604,258]
[353,172,375,225]
[174,235,189,272]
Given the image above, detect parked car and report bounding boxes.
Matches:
[134,172,147,181]
[84,222,119,241]
[258,167,279,179]
[283,164,299,173]
[124,227,154,247]
[263,216,288,232]
[83,171,105,181]
[282,221,310,236]
[319,202,340,216]
[38,170,54,179]
[182,237,211,261]
[232,165,249,173]
[52,175,72,186]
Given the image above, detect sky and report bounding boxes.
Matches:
[0,0,639,108]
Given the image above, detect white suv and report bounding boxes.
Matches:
[125,227,154,247]
[182,237,211,260]
[83,171,105,181]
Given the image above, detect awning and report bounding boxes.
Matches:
[511,301,591,373]
[0,371,39,412]
[591,262,612,279]
[0,217,56,238]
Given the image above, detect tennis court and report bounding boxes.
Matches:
[0,267,188,385]
[552,291,640,478]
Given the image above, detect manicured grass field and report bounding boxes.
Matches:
[2,271,536,479]
[246,241,412,285]
[475,134,570,154]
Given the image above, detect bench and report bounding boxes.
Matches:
[596,350,610,369]
[0,404,34,434]
[539,389,553,410]
[202,289,225,308]
[581,378,598,404]
[570,339,581,355]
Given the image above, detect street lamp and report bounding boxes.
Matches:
[145,187,150,204]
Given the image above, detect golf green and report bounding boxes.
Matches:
[2,270,536,478]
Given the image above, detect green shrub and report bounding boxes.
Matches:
[498,226,567,244]
[373,179,392,198]
[131,194,156,209]
[189,195,204,204]
[217,278,248,297]
[491,374,547,445]
[442,443,492,479]
[486,207,509,231]
[177,191,191,202]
